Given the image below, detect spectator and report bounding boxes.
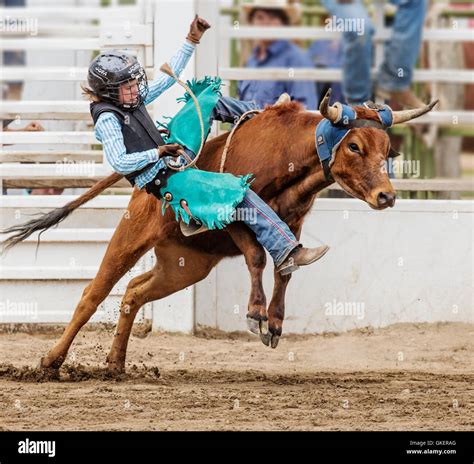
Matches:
[321,0,427,107]
[238,0,318,109]
[308,37,345,105]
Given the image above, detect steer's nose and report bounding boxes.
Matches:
[377,191,396,208]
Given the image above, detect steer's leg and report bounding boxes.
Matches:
[226,222,268,335]
[261,269,292,349]
[106,240,219,372]
[261,222,304,349]
[40,191,161,370]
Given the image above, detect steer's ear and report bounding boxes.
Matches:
[388,146,401,158]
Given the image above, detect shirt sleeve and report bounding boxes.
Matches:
[144,41,196,105]
[285,51,318,110]
[95,112,163,175]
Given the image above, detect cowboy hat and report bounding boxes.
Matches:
[241,0,301,25]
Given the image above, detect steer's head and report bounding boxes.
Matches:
[317,90,438,210]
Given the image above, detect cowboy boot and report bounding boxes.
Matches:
[277,245,330,275]
[376,87,425,109]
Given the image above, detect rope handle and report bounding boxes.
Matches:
[219,109,261,173]
[159,63,204,171]
[160,63,262,174]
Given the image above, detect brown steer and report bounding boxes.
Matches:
[1,93,437,371]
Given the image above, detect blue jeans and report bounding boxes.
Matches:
[235,189,299,266]
[185,96,299,266]
[321,0,427,104]
[209,95,259,125]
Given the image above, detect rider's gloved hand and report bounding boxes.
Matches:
[158,143,184,158]
[186,15,211,45]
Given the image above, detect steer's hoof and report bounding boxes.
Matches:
[260,332,280,348]
[246,317,260,335]
[106,359,125,375]
[247,317,268,336]
[106,367,125,377]
[260,332,271,346]
[37,358,60,380]
[270,335,280,349]
[39,356,59,369]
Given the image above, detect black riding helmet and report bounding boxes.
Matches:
[87,50,149,110]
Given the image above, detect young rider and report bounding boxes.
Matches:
[84,15,329,275]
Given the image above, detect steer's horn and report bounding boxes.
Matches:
[391,100,439,125]
[319,88,339,123]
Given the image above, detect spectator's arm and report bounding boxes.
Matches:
[285,52,318,110]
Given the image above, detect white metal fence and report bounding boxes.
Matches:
[1,0,473,189]
[0,0,155,188]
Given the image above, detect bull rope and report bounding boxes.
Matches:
[218,109,261,173]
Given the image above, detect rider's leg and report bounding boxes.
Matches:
[209,96,259,125]
[168,97,329,273]
[167,96,259,170]
[236,189,299,267]
[235,189,329,274]
[208,97,330,271]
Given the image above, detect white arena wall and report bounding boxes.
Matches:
[0,197,472,333]
[195,198,473,334]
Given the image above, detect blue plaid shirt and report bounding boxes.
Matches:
[94,41,195,189]
[238,40,318,110]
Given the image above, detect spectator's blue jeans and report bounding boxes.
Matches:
[321,0,427,104]
[185,96,299,266]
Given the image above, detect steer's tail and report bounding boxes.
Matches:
[1,172,123,253]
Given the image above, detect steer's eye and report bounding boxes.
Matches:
[348,143,361,153]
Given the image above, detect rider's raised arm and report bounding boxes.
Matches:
[144,15,211,105]
[144,41,196,106]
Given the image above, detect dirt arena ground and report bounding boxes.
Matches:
[0,322,472,431]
